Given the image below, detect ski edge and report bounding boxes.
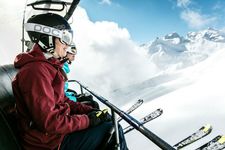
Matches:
[123,108,163,134]
[195,135,225,150]
[173,124,213,150]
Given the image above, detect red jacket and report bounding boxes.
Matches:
[12,45,92,150]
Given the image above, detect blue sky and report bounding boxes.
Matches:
[79,0,225,43]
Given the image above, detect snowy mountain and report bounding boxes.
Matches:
[106,29,225,150]
[109,28,225,149]
[123,47,225,150]
[68,28,225,149]
[141,28,225,71]
[187,28,225,42]
[111,28,225,105]
[1,1,225,149]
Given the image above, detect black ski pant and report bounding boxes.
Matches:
[60,121,128,150]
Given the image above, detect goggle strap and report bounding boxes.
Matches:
[25,23,73,46]
[25,23,62,39]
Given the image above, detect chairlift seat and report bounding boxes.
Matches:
[0,64,21,150]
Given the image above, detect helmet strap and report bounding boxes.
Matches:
[37,36,55,53]
[60,57,69,63]
[38,36,63,61]
[38,40,47,50]
[67,60,72,64]
[48,36,54,50]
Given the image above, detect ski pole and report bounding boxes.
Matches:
[68,80,175,150]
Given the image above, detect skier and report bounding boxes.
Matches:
[62,44,77,102]
[62,44,100,109]
[12,13,128,150]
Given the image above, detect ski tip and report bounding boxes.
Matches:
[195,135,225,150]
[138,99,144,103]
[202,124,212,133]
[218,135,225,144]
[157,108,163,113]
[173,124,213,149]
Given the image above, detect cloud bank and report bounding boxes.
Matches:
[69,7,157,96]
[0,2,157,97]
[0,0,26,65]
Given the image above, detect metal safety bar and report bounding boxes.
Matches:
[68,80,175,150]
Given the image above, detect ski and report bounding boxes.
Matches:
[195,135,225,150]
[123,108,163,134]
[118,99,144,122]
[173,124,213,150]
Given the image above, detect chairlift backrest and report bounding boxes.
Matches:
[0,64,21,150]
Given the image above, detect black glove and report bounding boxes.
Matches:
[77,93,100,109]
[88,110,104,127]
[100,109,112,122]
[76,93,93,102]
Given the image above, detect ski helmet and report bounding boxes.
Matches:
[25,13,73,53]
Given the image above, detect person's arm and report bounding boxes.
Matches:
[65,98,93,114]
[18,64,90,134]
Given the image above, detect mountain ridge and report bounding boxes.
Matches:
[140,28,225,70]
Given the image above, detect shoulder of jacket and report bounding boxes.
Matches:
[22,61,56,74]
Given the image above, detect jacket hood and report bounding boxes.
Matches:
[14,44,62,69]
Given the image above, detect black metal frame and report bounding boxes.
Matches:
[27,1,71,11]
[68,80,175,150]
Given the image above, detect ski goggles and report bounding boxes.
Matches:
[60,30,73,46]
[25,23,73,46]
[67,43,77,55]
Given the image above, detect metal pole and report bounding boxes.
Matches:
[68,80,175,150]
[112,110,120,150]
[22,0,28,52]
[79,84,83,94]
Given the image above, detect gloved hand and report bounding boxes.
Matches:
[76,93,93,102]
[81,100,100,109]
[88,110,104,127]
[100,109,112,122]
[77,93,100,109]
[88,109,112,127]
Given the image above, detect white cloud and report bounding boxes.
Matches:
[181,10,217,29]
[0,1,157,96]
[99,0,112,5]
[175,0,219,30]
[0,0,26,65]
[69,7,157,95]
[177,0,191,8]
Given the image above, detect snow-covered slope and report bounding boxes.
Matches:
[110,28,225,105]
[114,30,225,149]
